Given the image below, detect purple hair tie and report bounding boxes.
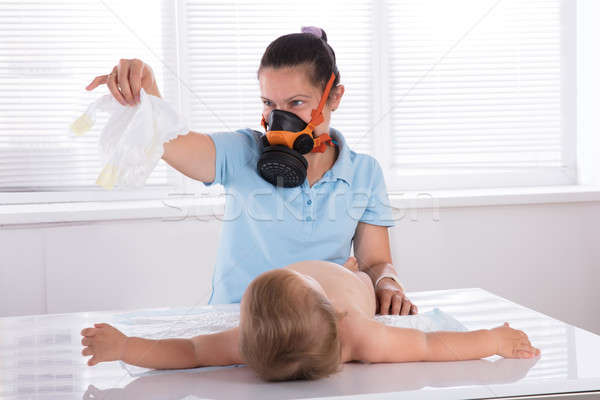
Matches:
[301,26,323,39]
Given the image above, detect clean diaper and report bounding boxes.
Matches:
[69,88,188,189]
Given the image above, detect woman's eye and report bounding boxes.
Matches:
[262,100,303,107]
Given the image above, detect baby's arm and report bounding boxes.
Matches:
[349,317,540,363]
[81,323,242,369]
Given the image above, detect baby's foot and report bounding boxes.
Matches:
[342,256,359,272]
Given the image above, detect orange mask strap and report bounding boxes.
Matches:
[307,71,336,130]
[261,114,268,131]
[307,72,337,152]
[312,133,335,153]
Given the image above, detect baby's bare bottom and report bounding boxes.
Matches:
[356,271,377,315]
[342,256,377,314]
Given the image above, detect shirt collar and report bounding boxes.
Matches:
[322,127,353,186]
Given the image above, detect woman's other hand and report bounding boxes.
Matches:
[81,323,128,366]
[85,58,161,105]
[376,278,417,316]
[342,255,418,316]
[491,322,541,359]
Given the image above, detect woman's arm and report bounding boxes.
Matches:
[81,323,242,369]
[353,222,417,315]
[161,131,217,183]
[352,222,395,283]
[349,317,540,363]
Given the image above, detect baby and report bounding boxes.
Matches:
[81,257,540,381]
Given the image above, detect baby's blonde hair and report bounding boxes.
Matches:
[239,269,346,381]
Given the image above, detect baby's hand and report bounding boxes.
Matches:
[81,323,127,366]
[491,322,541,359]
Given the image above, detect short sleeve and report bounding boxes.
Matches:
[359,157,395,227]
[203,128,260,187]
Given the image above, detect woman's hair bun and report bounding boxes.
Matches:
[301,26,328,42]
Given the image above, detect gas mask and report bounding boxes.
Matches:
[257,72,337,187]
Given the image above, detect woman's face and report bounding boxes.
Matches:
[258,66,341,136]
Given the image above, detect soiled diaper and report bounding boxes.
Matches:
[69,88,189,189]
[114,305,467,377]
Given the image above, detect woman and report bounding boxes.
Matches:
[86,26,417,316]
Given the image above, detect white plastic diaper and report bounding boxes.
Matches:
[69,88,189,189]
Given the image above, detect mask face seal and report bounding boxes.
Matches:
[257,72,337,188]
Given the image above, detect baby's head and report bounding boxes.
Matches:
[239,268,345,381]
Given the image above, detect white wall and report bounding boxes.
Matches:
[389,201,600,335]
[0,218,220,315]
[1,200,598,335]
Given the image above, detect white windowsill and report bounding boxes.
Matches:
[1,185,600,227]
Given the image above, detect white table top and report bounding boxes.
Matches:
[1,287,599,400]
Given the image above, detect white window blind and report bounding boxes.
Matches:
[0,0,180,203]
[0,0,576,205]
[382,0,576,190]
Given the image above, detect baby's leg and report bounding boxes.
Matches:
[342,257,370,286]
[343,256,375,292]
[342,256,359,272]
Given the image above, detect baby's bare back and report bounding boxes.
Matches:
[284,260,376,318]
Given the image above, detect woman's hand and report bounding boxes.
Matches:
[375,278,417,316]
[85,58,161,105]
[491,322,541,359]
[81,323,128,366]
[341,256,417,316]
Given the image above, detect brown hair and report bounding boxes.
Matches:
[257,27,340,103]
[239,269,346,381]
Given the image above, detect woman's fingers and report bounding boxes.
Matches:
[86,75,107,91]
[400,297,412,315]
[81,327,96,337]
[377,289,418,315]
[86,68,125,105]
[129,59,144,103]
[378,292,392,315]
[82,346,93,356]
[117,60,134,105]
[106,66,127,106]
[390,294,402,315]
[86,58,154,103]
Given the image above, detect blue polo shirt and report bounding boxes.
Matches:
[203,127,395,304]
